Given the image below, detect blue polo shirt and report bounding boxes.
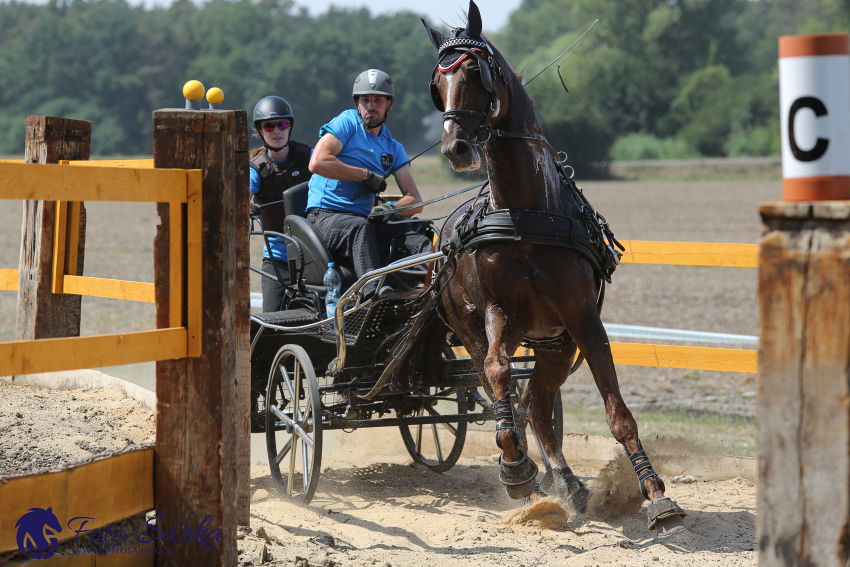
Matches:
[307,109,409,217]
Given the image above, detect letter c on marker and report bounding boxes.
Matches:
[789,96,830,162]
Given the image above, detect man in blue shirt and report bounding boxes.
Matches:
[307,69,430,295]
[249,96,313,312]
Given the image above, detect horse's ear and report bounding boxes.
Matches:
[421,18,448,50]
[466,0,483,39]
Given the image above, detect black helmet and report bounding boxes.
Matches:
[352,69,394,102]
[253,96,294,151]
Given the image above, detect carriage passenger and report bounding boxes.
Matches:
[249,96,313,312]
[306,69,431,297]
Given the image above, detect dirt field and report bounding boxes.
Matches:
[236,429,756,567]
[0,382,756,566]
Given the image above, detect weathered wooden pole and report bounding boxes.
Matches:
[153,108,249,565]
[758,202,850,567]
[16,116,90,340]
[233,110,252,527]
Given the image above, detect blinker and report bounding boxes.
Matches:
[430,81,444,112]
[430,48,496,112]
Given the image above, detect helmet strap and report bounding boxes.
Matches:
[263,141,288,152]
[355,98,393,128]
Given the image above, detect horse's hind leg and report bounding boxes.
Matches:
[566,300,686,535]
[521,346,591,512]
[483,305,538,500]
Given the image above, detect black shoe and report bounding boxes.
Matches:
[378,285,395,297]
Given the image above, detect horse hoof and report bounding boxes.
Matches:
[568,485,591,515]
[647,497,686,537]
[499,450,539,500]
[552,467,590,513]
[523,481,548,505]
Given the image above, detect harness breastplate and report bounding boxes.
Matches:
[250,141,312,232]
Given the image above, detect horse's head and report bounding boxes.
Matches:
[422,1,511,172]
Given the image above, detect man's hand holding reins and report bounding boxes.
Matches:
[363,170,387,194]
[368,202,396,224]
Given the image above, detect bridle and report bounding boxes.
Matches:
[430,33,564,161]
[430,34,500,143]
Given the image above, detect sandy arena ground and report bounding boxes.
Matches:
[0,382,756,567]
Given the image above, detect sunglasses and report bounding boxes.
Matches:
[261,121,291,132]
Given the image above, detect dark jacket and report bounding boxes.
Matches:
[250,141,312,232]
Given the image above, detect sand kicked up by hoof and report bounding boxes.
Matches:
[503,497,569,530]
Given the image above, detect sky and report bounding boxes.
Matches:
[9,0,523,32]
[294,0,523,30]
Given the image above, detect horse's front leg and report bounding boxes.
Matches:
[521,346,591,512]
[483,304,537,499]
[567,298,686,536]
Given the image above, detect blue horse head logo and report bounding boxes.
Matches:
[15,507,62,559]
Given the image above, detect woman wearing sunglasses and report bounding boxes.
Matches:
[250,96,313,312]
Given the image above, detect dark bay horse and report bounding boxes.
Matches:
[400,1,686,536]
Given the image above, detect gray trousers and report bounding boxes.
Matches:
[261,257,290,312]
[307,208,432,283]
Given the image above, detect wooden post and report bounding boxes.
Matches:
[16,116,90,340]
[758,202,850,567]
[233,111,252,526]
[153,109,248,566]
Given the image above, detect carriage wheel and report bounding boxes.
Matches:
[399,386,468,473]
[265,344,323,504]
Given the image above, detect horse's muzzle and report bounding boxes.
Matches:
[442,138,481,171]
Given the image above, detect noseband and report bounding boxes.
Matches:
[431,34,563,158]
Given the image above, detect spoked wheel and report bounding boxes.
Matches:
[399,386,468,473]
[265,344,323,504]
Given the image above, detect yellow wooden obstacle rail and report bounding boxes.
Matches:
[0,160,202,376]
[0,158,759,375]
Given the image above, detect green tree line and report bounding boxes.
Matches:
[0,0,847,173]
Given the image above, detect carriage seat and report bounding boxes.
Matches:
[282,182,357,289]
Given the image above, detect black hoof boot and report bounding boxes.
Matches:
[499,449,539,499]
[647,497,686,537]
[552,466,591,514]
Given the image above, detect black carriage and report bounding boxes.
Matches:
[249,183,562,503]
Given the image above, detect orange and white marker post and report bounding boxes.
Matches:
[779,33,850,201]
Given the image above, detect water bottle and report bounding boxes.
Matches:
[323,262,342,324]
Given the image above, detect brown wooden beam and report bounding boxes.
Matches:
[758,201,850,567]
[16,116,90,340]
[153,109,247,566]
[233,110,251,526]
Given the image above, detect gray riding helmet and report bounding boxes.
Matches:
[253,96,294,151]
[352,69,394,102]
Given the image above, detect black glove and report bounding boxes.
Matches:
[368,203,395,224]
[250,201,261,217]
[363,170,387,194]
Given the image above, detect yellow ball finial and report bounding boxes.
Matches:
[183,80,205,100]
[206,87,224,104]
